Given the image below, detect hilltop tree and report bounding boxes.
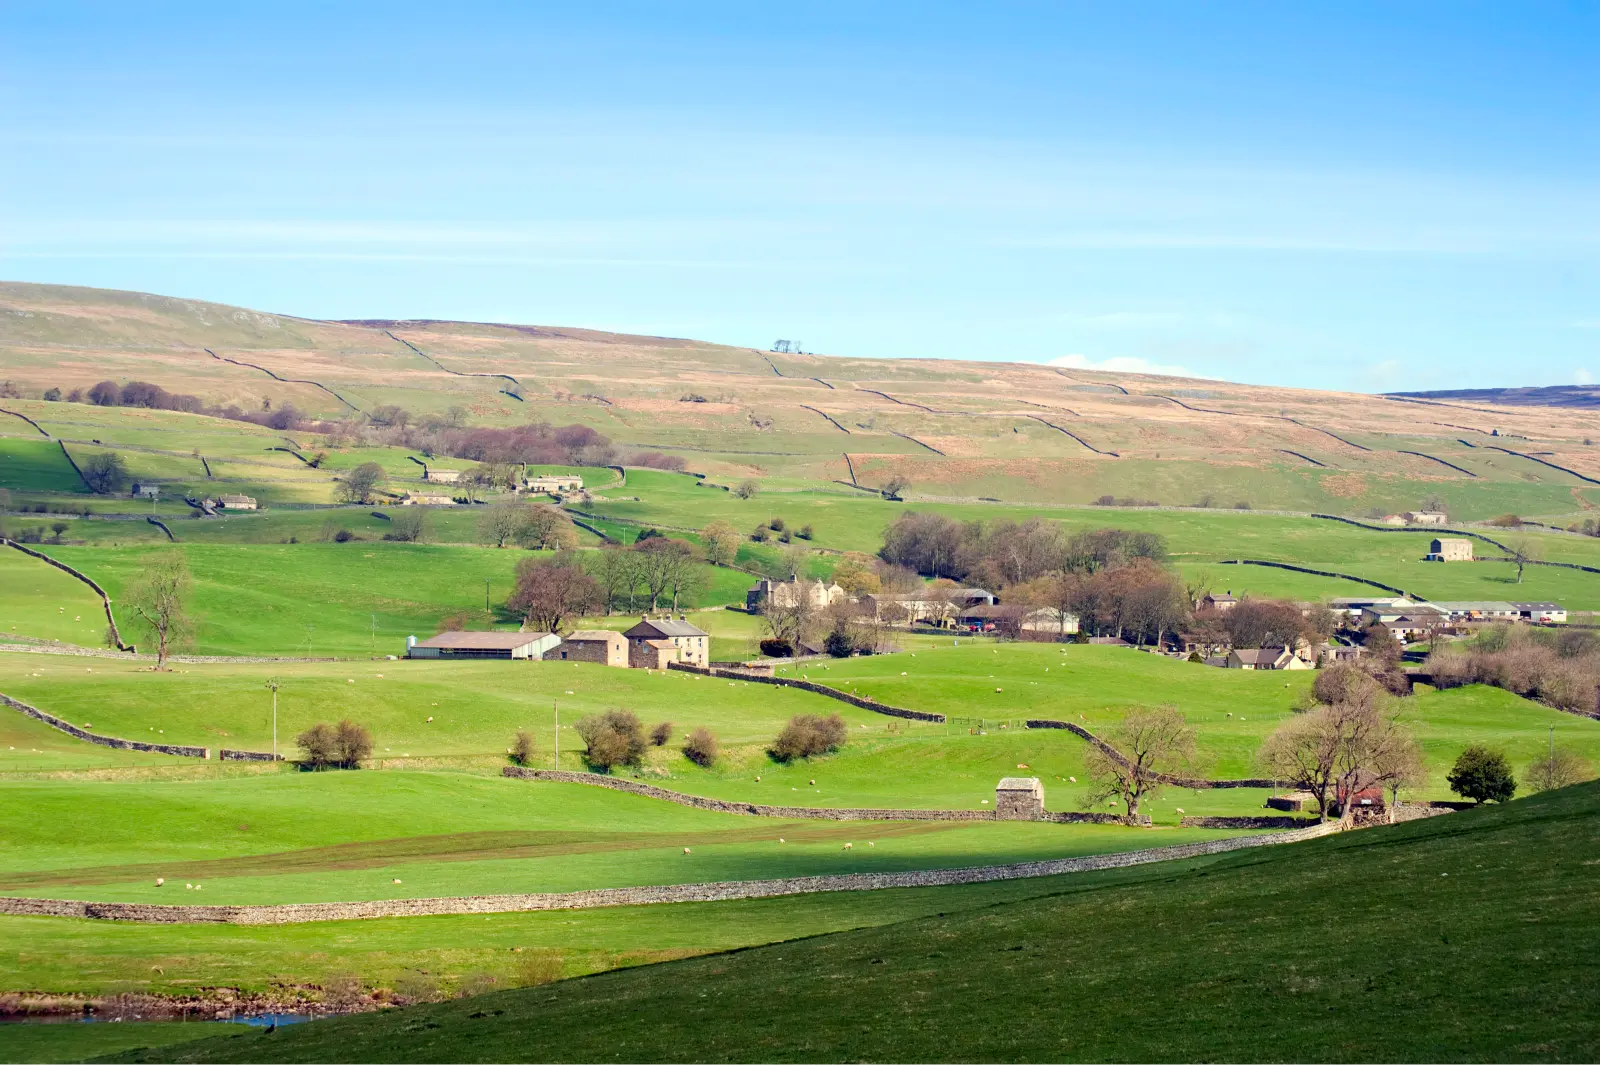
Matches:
[79,451,129,495]
[124,549,193,670]
[508,553,602,633]
[516,504,578,551]
[1082,705,1196,824]
[1506,536,1541,584]
[1524,748,1592,793]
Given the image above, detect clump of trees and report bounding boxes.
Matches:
[683,726,719,767]
[437,422,616,467]
[477,499,577,550]
[297,720,374,769]
[125,549,193,669]
[1448,745,1516,804]
[770,713,847,762]
[650,721,673,746]
[626,451,687,471]
[1428,624,1600,714]
[575,710,647,771]
[1082,705,1196,823]
[586,538,705,613]
[1256,665,1423,821]
[384,508,430,543]
[336,462,386,503]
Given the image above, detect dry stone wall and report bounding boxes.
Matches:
[0,691,208,758]
[1024,718,1276,789]
[3,539,134,651]
[667,662,944,722]
[0,821,1339,925]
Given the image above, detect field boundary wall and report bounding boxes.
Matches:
[1218,558,1418,598]
[0,407,50,436]
[1024,718,1275,789]
[501,767,1128,823]
[666,662,945,722]
[0,690,209,758]
[0,821,1339,925]
[2,539,135,651]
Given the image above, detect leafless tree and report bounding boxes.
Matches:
[1506,536,1541,584]
[762,586,818,649]
[634,537,696,611]
[478,499,531,548]
[517,504,577,550]
[1525,747,1593,792]
[1083,706,1196,823]
[588,545,642,614]
[880,475,909,501]
[336,462,385,503]
[125,549,193,669]
[735,479,761,500]
[508,554,602,633]
[701,520,742,566]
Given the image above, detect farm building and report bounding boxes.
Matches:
[404,492,456,505]
[554,630,628,667]
[955,604,1079,636]
[1379,514,1407,526]
[994,777,1044,820]
[860,592,956,627]
[1512,601,1568,623]
[217,494,257,510]
[745,577,846,612]
[1425,537,1473,562]
[949,588,998,608]
[1329,595,1415,619]
[1334,771,1385,816]
[526,474,583,494]
[424,468,461,483]
[1201,592,1238,612]
[1430,601,1521,622]
[131,483,160,499]
[624,616,709,667]
[1407,511,1449,525]
[406,631,560,660]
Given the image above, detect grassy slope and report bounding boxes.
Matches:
[0,771,1237,907]
[0,1023,232,1065]
[112,781,1600,1064]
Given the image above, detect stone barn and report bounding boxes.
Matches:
[1426,537,1472,562]
[995,777,1044,820]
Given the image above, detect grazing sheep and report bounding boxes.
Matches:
[683,847,691,854]
[155,878,164,886]
[842,842,853,850]
[393,878,402,884]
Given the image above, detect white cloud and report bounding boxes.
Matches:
[1048,353,1199,378]
[1576,367,1594,385]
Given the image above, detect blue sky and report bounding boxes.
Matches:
[1,2,1595,392]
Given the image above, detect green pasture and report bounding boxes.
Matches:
[0,438,86,495]
[0,1022,231,1064]
[106,781,1600,1064]
[0,771,1240,907]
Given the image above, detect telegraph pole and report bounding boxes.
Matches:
[265,677,280,761]
[553,699,559,769]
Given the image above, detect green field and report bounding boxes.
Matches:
[92,779,1600,1064]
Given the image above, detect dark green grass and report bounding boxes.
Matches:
[0,1022,229,1064]
[115,782,1600,1063]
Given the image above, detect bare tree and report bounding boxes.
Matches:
[588,545,641,614]
[478,499,531,548]
[1082,706,1196,823]
[336,461,385,503]
[880,475,909,501]
[701,520,742,566]
[517,504,577,550]
[762,587,818,651]
[1506,536,1541,584]
[734,479,760,500]
[387,507,430,543]
[1525,747,1593,792]
[125,550,193,669]
[634,537,695,611]
[80,451,130,495]
[508,554,602,633]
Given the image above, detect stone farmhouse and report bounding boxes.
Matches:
[404,492,456,506]
[1407,511,1449,525]
[624,616,710,667]
[1425,537,1473,562]
[526,474,583,495]
[131,483,160,500]
[955,604,1079,635]
[424,467,461,483]
[745,577,847,612]
[1201,591,1238,612]
[216,493,257,510]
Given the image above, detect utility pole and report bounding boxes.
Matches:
[553,699,559,769]
[370,613,376,655]
[485,578,491,612]
[265,677,280,761]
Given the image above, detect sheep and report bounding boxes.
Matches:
[842,842,853,850]
[393,878,403,884]
[155,878,164,887]
[683,847,691,854]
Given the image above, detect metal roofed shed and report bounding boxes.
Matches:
[407,631,560,660]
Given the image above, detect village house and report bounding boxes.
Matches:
[745,577,847,612]
[955,604,1079,636]
[623,616,709,667]
[1226,646,1310,670]
[554,630,628,667]
[216,493,257,510]
[526,474,583,495]
[1425,537,1473,562]
[1201,591,1239,612]
[860,592,954,627]
[424,467,461,483]
[405,631,560,660]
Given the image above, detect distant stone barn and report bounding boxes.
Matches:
[995,777,1044,820]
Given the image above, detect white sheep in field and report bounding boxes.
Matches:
[683,848,691,855]
[842,842,853,850]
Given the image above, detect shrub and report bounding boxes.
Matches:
[511,728,537,766]
[768,517,786,532]
[770,713,847,762]
[1095,495,1116,506]
[759,638,794,658]
[575,710,646,771]
[42,387,61,401]
[334,719,374,767]
[683,727,719,767]
[650,721,673,747]
[296,720,369,769]
[798,524,814,540]
[824,630,855,658]
[1524,748,1592,793]
[297,723,337,768]
[333,528,354,543]
[1488,513,1524,528]
[735,479,760,499]
[1447,744,1516,804]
